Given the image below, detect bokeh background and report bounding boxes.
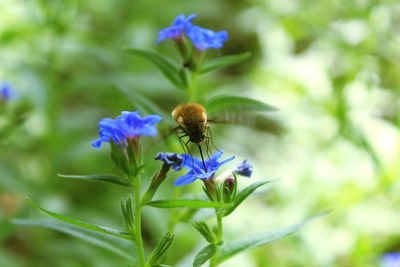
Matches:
[1,0,399,266]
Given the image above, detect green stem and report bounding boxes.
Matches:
[134,173,146,266]
[188,72,198,102]
[209,212,223,267]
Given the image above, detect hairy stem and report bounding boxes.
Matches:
[209,212,223,267]
[134,173,146,266]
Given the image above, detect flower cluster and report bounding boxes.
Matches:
[157,13,228,50]
[92,111,162,149]
[174,150,234,186]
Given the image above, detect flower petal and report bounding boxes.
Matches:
[173,171,198,186]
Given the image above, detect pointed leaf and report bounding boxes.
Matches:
[121,196,135,233]
[58,173,132,187]
[143,200,230,209]
[200,52,251,74]
[218,213,329,263]
[26,198,132,240]
[192,221,216,243]
[147,232,175,266]
[193,244,217,267]
[13,219,136,260]
[205,95,277,115]
[114,82,171,121]
[125,48,183,88]
[224,180,276,217]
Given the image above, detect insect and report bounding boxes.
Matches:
[171,103,215,171]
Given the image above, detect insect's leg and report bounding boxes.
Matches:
[207,126,219,152]
[184,139,194,170]
[176,130,189,162]
[204,136,215,168]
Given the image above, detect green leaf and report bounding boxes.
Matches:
[58,173,132,187]
[218,213,329,263]
[13,219,136,260]
[205,95,277,115]
[193,244,217,267]
[125,48,183,89]
[192,221,217,243]
[143,200,230,209]
[114,82,171,121]
[147,232,175,266]
[121,196,135,233]
[200,52,251,74]
[26,198,132,240]
[224,180,276,217]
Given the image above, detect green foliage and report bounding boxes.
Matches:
[192,221,217,244]
[110,139,133,175]
[224,179,276,217]
[199,52,251,74]
[217,213,329,263]
[58,173,132,187]
[193,244,217,267]
[121,196,135,234]
[26,198,132,240]
[146,232,175,266]
[125,48,184,89]
[13,219,136,260]
[143,200,230,209]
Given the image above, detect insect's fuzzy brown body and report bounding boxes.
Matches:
[172,103,208,144]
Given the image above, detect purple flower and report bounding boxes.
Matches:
[92,111,162,149]
[381,252,400,267]
[1,82,13,101]
[234,160,253,177]
[186,25,228,50]
[174,150,234,186]
[155,152,184,171]
[157,14,197,44]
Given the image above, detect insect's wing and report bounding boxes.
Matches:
[203,95,284,135]
[208,112,284,135]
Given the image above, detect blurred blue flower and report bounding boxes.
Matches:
[381,252,400,267]
[186,25,228,50]
[1,82,13,101]
[234,160,253,177]
[92,111,162,149]
[174,150,234,186]
[154,152,184,171]
[157,13,196,44]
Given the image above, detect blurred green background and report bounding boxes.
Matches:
[1,0,399,266]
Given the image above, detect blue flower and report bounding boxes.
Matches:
[154,152,184,171]
[381,252,400,267]
[186,25,228,50]
[234,160,253,177]
[157,14,197,44]
[174,150,234,186]
[1,82,13,101]
[92,111,162,149]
